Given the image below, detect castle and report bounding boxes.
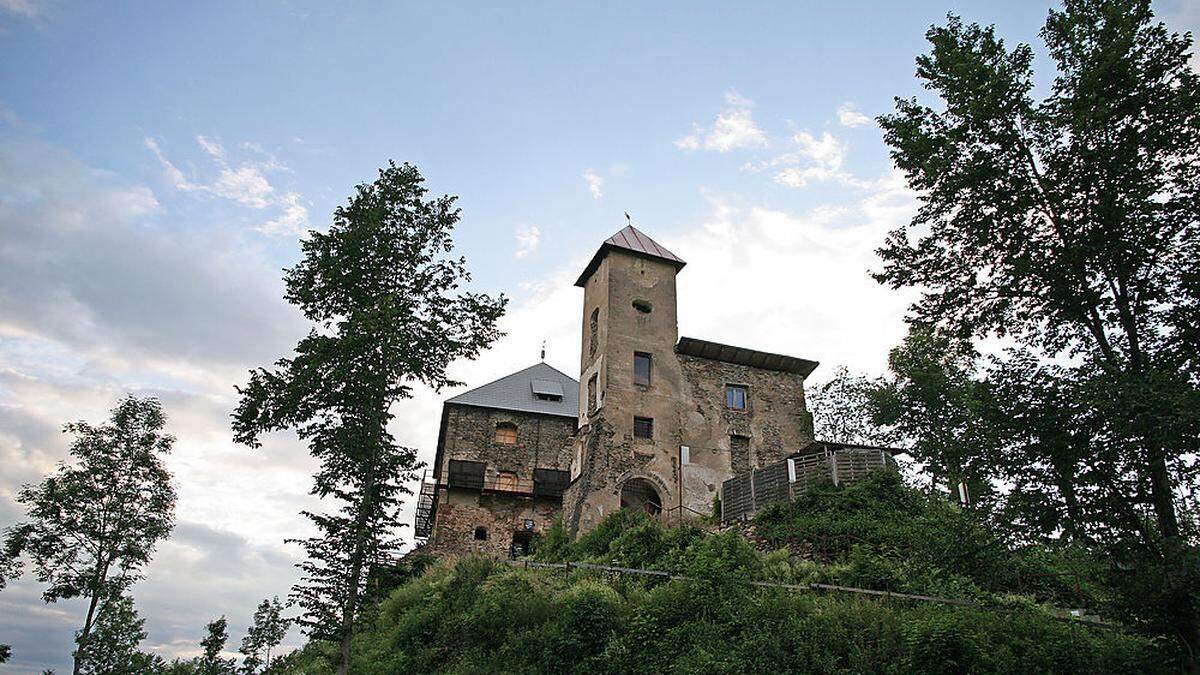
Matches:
[414,225,893,557]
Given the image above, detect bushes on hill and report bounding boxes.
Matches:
[275,470,1169,673]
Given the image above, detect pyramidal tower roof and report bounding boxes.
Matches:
[575,225,686,287]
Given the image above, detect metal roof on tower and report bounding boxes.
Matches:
[574,225,686,287]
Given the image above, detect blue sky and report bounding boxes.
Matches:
[1,0,1197,671]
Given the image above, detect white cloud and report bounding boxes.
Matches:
[675,93,767,153]
[837,102,873,128]
[0,0,42,18]
[514,224,541,259]
[196,135,225,159]
[724,90,754,107]
[145,136,303,233]
[583,169,604,199]
[213,165,273,208]
[258,192,310,236]
[772,130,852,188]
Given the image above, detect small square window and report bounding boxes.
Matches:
[633,416,653,440]
[523,519,535,531]
[634,352,652,387]
[726,385,748,410]
[474,526,488,541]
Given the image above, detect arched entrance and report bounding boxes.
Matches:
[620,477,662,517]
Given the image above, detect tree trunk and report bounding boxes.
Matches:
[337,461,377,675]
[73,590,102,675]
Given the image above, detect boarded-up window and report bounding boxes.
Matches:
[534,468,570,498]
[730,435,751,474]
[634,352,651,387]
[497,471,518,491]
[494,422,517,444]
[726,385,748,410]
[448,460,485,490]
[634,417,654,440]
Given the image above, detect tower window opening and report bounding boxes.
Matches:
[726,385,748,410]
[589,308,600,357]
[474,526,488,541]
[632,299,652,314]
[633,416,654,440]
[634,352,652,387]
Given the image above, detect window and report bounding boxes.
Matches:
[632,299,652,314]
[496,471,518,491]
[725,385,748,410]
[633,416,654,440]
[494,422,517,444]
[589,308,600,357]
[474,526,488,541]
[634,352,652,387]
[448,460,485,490]
[587,375,598,415]
[730,435,750,474]
[523,519,535,531]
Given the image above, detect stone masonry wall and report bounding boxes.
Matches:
[429,403,577,556]
[675,354,815,516]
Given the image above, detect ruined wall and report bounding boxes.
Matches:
[429,490,561,557]
[676,354,815,515]
[437,403,576,483]
[428,403,576,556]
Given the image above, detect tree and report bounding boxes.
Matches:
[232,161,506,674]
[870,326,994,505]
[195,617,236,675]
[239,597,288,673]
[76,594,161,675]
[0,395,177,675]
[806,366,895,446]
[876,0,1200,665]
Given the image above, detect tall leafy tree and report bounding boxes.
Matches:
[806,366,895,447]
[76,594,160,675]
[232,161,506,674]
[239,596,289,673]
[876,0,1200,664]
[195,616,236,675]
[0,395,177,675]
[871,326,993,504]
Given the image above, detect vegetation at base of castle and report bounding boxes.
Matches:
[231,160,507,675]
[270,474,1167,673]
[0,395,177,675]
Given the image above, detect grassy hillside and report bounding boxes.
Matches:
[278,473,1170,673]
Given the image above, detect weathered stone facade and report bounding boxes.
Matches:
[417,225,822,552]
[562,226,818,535]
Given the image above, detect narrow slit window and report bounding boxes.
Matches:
[633,416,654,440]
[634,352,652,387]
[725,385,748,410]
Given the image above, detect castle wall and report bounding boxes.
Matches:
[676,355,815,515]
[428,404,576,556]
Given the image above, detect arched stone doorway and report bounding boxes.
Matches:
[620,477,662,517]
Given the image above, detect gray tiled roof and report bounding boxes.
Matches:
[575,225,687,286]
[445,362,579,418]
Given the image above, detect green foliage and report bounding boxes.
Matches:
[77,594,161,675]
[196,616,236,675]
[0,395,177,674]
[231,161,506,672]
[239,597,289,674]
[273,479,1167,674]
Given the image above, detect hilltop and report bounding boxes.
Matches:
[272,472,1169,673]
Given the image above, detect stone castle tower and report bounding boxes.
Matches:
[563,226,690,533]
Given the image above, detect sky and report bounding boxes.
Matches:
[0,0,1196,671]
